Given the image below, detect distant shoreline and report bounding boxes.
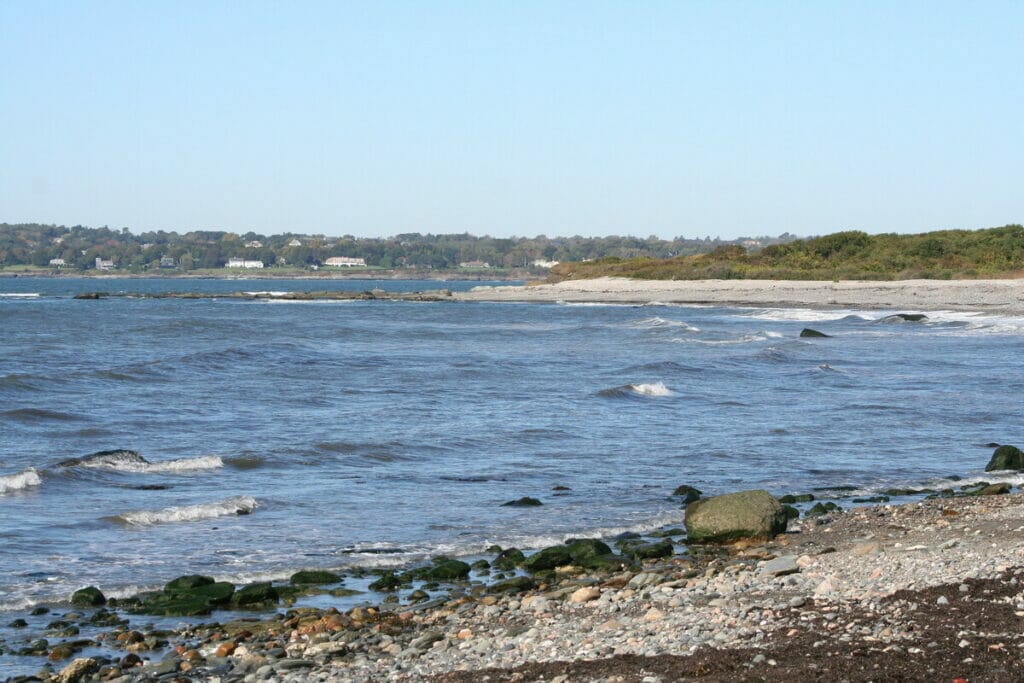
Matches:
[456,276,1024,315]
[0,270,526,282]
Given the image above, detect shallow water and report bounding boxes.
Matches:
[1,278,1023,614]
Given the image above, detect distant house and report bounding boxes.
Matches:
[324,256,367,267]
[459,260,491,268]
[159,256,177,268]
[95,257,114,271]
[245,240,263,248]
[227,258,264,269]
[532,259,559,269]
[48,258,66,267]
[287,239,302,247]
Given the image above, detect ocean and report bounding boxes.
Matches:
[1,277,1023,619]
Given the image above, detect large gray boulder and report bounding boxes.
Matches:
[684,490,788,544]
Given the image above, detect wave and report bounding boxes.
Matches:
[2,407,85,422]
[0,293,40,298]
[56,449,224,473]
[598,382,674,398]
[671,332,779,345]
[629,316,701,332]
[111,495,258,526]
[738,307,873,322]
[0,469,42,494]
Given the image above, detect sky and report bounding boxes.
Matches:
[1,1,1022,240]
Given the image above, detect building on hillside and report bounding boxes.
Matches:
[532,259,559,269]
[245,240,263,248]
[287,239,302,247]
[160,256,177,268]
[227,258,264,269]
[49,258,66,267]
[95,257,114,271]
[459,260,491,268]
[324,257,367,267]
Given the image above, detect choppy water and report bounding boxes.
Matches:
[2,277,1023,614]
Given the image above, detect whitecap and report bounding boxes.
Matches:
[113,495,258,526]
[629,316,701,332]
[599,382,675,398]
[0,293,41,299]
[738,307,873,322]
[59,449,223,473]
[0,468,42,494]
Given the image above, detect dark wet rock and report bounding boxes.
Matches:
[650,527,686,538]
[71,586,106,607]
[781,504,800,520]
[490,576,536,593]
[778,493,815,504]
[523,538,620,572]
[672,485,703,504]
[552,485,571,491]
[799,328,831,338]
[492,547,526,570]
[621,540,674,560]
[986,445,1024,471]
[805,502,842,517]
[852,495,891,503]
[73,292,107,299]
[401,557,471,582]
[502,496,543,507]
[230,583,278,609]
[30,606,49,616]
[7,618,27,628]
[880,313,928,322]
[883,487,934,496]
[289,570,341,585]
[684,490,788,544]
[368,572,403,592]
[470,559,490,570]
[973,483,1012,496]
[165,575,215,592]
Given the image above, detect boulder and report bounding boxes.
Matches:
[523,538,618,572]
[684,490,788,544]
[622,540,674,560]
[492,547,526,570]
[799,328,830,338]
[880,313,928,323]
[164,575,214,592]
[973,483,1012,496]
[490,576,535,593]
[70,586,105,608]
[985,445,1024,472]
[230,583,278,608]
[289,570,341,585]
[805,501,842,517]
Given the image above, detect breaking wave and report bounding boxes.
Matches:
[0,469,42,495]
[56,449,224,473]
[0,293,40,299]
[112,495,258,526]
[629,316,701,332]
[599,382,674,398]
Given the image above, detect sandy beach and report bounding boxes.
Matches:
[457,277,1024,315]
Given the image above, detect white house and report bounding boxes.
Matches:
[95,257,114,271]
[227,258,264,269]
[459,260,491,268]
[324,256,367,267]
[245,240,263,248]
[49,258,66,267]
[287,239,302,247]
[532,259,559,269]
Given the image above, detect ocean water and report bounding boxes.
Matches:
[1,277,1023,615]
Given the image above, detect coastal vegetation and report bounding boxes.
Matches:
[0,223,787,274]
[549,225,1024,281]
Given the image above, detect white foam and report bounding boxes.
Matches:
[629,316,701,332]
[0,293,40,298]
[79,454,224,473]
[738,307,873,322]
[0,468,42,494]
[243,291,291,296]
[114,495,258,526]
[626,382,674,397]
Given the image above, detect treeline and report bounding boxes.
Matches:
[549,225,1024,281]
[0,224,791,272]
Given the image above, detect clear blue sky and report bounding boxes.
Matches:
[1,1,1021,239]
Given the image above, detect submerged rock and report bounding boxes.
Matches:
[56,449,144,468]
[985,445,1024,471]
[879,313,928,323]
[778,493,815,504]
[684,490,788,544]
[672,485,703,504]
[799,328,831,338]
[502,496,543,507]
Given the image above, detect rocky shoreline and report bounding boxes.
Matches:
[7,448,1024,683]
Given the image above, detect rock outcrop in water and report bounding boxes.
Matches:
[799,328,831,338]
[684,489,788,544]
[671,485,703,504]
[879,313,928,323]
[985,444,1024,471]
